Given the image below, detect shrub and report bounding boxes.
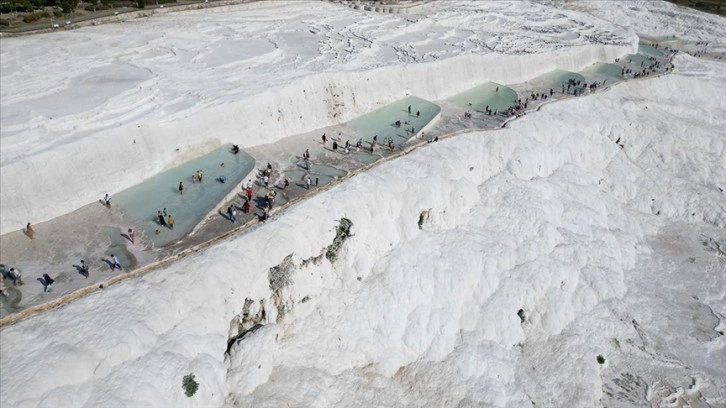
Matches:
[22,12,42,23]
[0,18,9,27]
[182,373,199,397]
[53,9,63,16]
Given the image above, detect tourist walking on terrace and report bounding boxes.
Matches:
[306,176,312,189]
[246,187,254,201]
[322,133,327,145]
[39,273,54,292]
[110,254,122,271]
[408,105,411,115]
[79,260,89,278]
[25,222,35,239]
[9,268,23,286]
[103,193,112,208]
[242,199,250,214]
[128,228,135,244]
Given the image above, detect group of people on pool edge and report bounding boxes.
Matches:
[12,48,678,303]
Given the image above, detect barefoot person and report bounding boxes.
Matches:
[25,222,35,239]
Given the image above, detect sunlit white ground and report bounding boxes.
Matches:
[0,0,636,233]
[1,1,726,407]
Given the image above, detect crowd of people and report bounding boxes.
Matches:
[6,45,677,306]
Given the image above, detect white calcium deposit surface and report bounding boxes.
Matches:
[0,0,636,233]
[1,1,725,407]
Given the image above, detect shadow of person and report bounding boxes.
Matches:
[120,233,133,243]
[102,259,115,271]
[218,210,232,221]
[254,196,268,210]
[36,277,48,291]
[72,264,89,278]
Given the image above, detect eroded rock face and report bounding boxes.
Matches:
[326,218,354,262]
[227,298,268,353]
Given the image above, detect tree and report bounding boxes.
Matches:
[182,373,198,397]
[136,0,144,8]
[60,0,70,13]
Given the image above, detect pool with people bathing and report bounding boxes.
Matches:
[113,145,255,247]
[447,82,517,114]
[344,96,441,147]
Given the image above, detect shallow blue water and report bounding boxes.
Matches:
[345,96,440,145]
[639,43,664,57]
[284,164,347,189]
[582,62,623,79]
[113,145,255,247]
[448,82,517,113]
[623,53,651,66]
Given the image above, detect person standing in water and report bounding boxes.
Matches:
[167,214,175,229]
[408,105,411,115]
[178,181,184,196]
[127,228,135,244]
[158,211,166,226]
[110,254,121,271]
[306,176,312,189]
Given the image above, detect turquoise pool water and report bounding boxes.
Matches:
[447,82,517,113]
[582,62,623,79]
[544,69,585,87]
[346,96,440,145]
[623,53,651,66]
[284,164,347,189]
[113,145,255,247]
[639,43,664,57]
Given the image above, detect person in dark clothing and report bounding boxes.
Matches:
[41,274,54,292]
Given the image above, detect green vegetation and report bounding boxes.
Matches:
[0,0,178,31]
[666,0,726,16]
[182,373,199,397]
[22,10,48,23]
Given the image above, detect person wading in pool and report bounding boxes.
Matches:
[178,181,184,196]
